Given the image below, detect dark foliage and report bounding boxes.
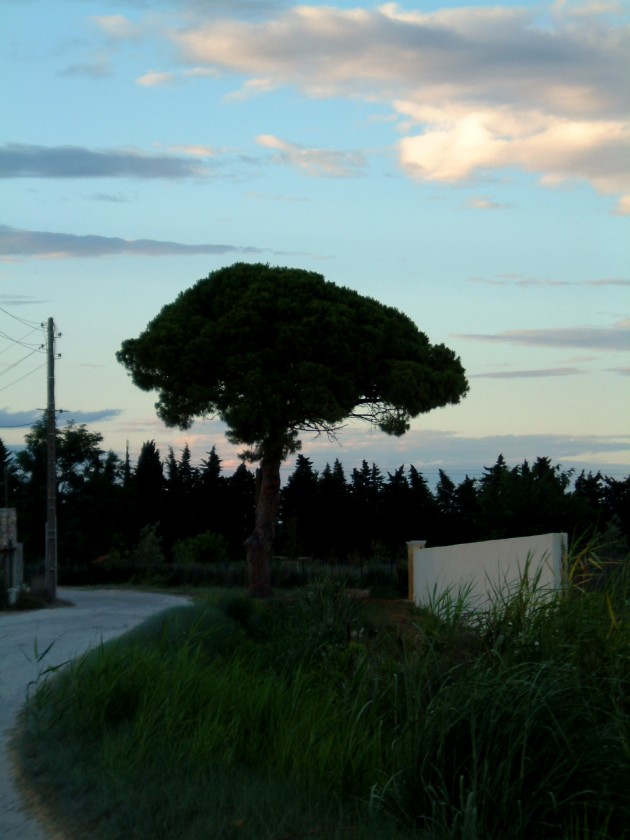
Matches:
[5,419,629,587]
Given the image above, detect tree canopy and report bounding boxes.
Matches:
[117,263,468,457]
[117,262,469,595]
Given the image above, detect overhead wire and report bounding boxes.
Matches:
[0,361,47,393]
[0,345,46,378]
[0,305,42,330]
[0,310,49,427]
[0,326,45,353]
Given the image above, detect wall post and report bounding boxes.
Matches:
[406,540,426,602]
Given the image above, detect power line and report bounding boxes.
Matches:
[0,326,45,353]
[0,361,47,393]
[0,306,42,329]
[0,345,46,378]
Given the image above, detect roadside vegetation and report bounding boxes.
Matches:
[16,549,630,840]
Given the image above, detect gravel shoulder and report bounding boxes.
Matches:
[0,587,191,840]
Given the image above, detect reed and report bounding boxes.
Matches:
[17,559,629,840]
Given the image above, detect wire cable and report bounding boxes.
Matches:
[0,346,45,378]
[0,306,42,330]
[0,361,47,393]
[0,326,45,353]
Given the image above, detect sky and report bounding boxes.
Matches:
[1,0,629,485]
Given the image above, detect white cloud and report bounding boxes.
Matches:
[225,78,280,100]
[614,195,630,215]
[465,196,511,210]
[164,144,214,158]
[396,104,630,203]
[92,15,143,41]
[256,134,366,177]
[136,71,176,87]
[163,2,629,204]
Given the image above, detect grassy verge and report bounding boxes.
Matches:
[16,564,630,840]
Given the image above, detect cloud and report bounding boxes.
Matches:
[164,2,629,205]
[89,192,131,203]
[470,275,630,287]
[0,408,123,432]
[471,367,584,379]
[456,321,630,352]
[0,409,43,429]
[614,195,630,215]
[256,134,366,177]
[59,409,124,425]
[136,71,177,87]
[59,59,111,79]
[0,225,274,260]
[466,195,512,210]
[0,294,45,306]
[92,15,144,41]
[397,104,630,209]
[165,144,215,158]
[0,143,210,179]
[135,418,629,482]
[225,78,281,100]
[290,426,630,481]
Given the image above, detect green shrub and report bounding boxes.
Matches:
[129,523,164,565]
[171,531,229,565]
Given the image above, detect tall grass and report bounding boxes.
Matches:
[17,562,630,840]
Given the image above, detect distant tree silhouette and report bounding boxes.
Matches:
[381,466,410,558]
[163,443,199,550]
[0,438,18,507]
[316,459,351,560]
[196,446,227,537]
[477,455,575,539]
[14,418,124,568]
[406,465,440,544]
[280,455,319,558]
[134,440,164,530]
[223,463,256,559]
[10,413,628,584]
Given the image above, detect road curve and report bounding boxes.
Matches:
[0,587,192,840]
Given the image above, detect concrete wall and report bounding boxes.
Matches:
[0,509,17,547]
[408,533,567,610]
[1,509,22,604]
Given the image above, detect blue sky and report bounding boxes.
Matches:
[1,0,629,483]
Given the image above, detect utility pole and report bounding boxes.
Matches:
[45,317,57,602]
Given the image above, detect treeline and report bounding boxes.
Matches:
[2,419,629,583]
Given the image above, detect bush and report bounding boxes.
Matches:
[129,524,165,565]
[171,531,228,565]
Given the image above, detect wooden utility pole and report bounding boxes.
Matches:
[45,317,57,602]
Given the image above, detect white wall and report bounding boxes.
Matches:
[408,533,567,610]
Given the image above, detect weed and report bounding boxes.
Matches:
[15,563,630,840]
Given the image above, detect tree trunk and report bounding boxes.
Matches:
[245,455,281,597]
